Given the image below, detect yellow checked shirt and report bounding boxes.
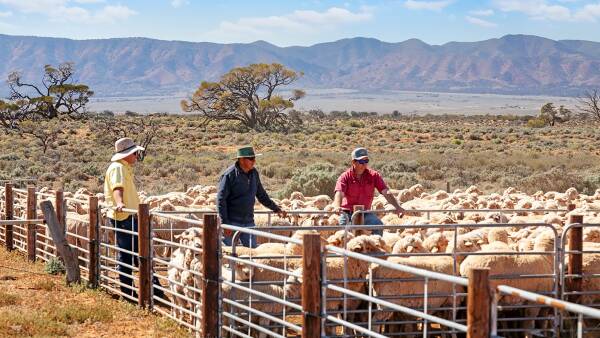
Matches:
[104,160,140,221]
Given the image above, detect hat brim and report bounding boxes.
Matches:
[111,145,145,162]
[233,153,263,160]
[353,156,369,160]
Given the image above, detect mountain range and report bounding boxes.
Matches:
[1,34,599,97]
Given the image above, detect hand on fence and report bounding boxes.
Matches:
[115,202,125,212]
[276,210,288,219]
[396,208,405,218]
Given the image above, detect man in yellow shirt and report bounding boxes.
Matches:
[104,137,164,300]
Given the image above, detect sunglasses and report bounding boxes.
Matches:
[355,159,369,164]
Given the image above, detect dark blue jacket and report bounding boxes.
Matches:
[217,162,280,224]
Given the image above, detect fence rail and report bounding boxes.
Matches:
[2,183,600,337]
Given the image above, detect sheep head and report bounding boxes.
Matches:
[347,235,387,254]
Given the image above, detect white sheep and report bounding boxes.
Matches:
[460,231,556,334]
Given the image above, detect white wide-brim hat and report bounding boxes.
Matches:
[111,137,145,162]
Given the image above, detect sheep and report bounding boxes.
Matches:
[167,247,190,320]
[422,232,449,253]
[287,235,388,336]
[459,231,556,334]
[565,187,579,201]
[326,230,356,248]
[392,235,427,254]
[371,250,462,335]
[305,194,332,210]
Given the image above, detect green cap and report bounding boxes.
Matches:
[234,146,262,159]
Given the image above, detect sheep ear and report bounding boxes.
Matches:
[407,246,414,253]
[476,239,485,245]
[431,247,439,253]
[174,234,182,239]
[464,241,473,247]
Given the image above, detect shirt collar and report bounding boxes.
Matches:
[118,159,132,169]
[235,162,254,175]
[350,167,371,179]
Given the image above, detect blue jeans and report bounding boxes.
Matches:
[110,216,164,297]
[223,222,257,248]
[339,212,383,236]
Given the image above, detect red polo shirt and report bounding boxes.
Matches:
[335,168,388,211]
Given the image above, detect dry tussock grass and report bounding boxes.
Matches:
[0,114,599,195]
[0,248,191,338]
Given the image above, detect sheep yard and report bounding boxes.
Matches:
[1,114,600,337]
[2,179,600,337]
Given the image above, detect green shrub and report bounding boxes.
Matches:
[44,257,65,275]
[347,120,365,128]
[527,118,547,128]
[278,163,340,198]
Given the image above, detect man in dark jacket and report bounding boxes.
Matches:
[217,146,286,248]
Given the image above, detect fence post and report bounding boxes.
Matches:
[202,214,219,338]
[568,214,584,304]
[88,196,99,288]
[55,190,65,235]
[138,203,152,308]
[446,181,450,193]
[467,268,490,338]
[353,205,365,236]
[4,183,13,251]
[302,234,322,338]
[26,185,37,262]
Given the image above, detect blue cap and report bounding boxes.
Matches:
[351,147,369,160]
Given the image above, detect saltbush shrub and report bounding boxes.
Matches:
[278,163,340,198]
[44,257,66,275]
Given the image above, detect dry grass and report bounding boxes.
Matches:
[0,114,599,195]
[0,248,192,338]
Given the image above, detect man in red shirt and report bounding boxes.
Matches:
[332,147,405,235]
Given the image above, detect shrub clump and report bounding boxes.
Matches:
[279,163,340,198]
[44,257,65,275]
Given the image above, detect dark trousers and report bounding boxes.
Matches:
[110,216,163,298]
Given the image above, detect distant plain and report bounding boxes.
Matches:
[88,89,581,115]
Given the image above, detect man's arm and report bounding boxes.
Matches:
[375,172,405,216]
[216,173,230,224]
[332,190,344,211]
[255,172,281,212]
[113,187,125,212]
[381,189,405,215]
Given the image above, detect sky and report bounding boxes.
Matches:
[0,0,600,46]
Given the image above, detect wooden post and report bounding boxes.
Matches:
[4,183,13,251]
[88,196,99,288]
[467,268,490,338]
[26,185,37,262]
[40,201,80,285]
[138,203,152,308]
[55,190,65,235]
[201,214,219,338]
[446,181,450,193]
[302,234,322,338]
[568,214,584,303]
[353,205,365,236]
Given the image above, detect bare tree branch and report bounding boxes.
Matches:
[578,89,600,122]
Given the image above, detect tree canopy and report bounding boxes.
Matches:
[0,62,93,130]
[181,63,305,131]
[539,102,571,126]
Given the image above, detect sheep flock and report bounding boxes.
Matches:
[2,183,600,337]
